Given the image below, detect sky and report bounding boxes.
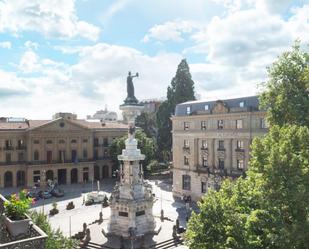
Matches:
[0,0,309,119]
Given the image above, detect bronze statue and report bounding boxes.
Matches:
[124,71,139,104]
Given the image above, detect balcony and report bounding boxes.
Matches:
[27,159,95,165]
[15,146,27,151]
[93,143,100,147]
[235,148,245,152]
[217,147,225,151]
[3,146,14,151]
[0,195,47,249]
[200,147,208,151]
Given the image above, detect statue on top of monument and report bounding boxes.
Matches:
[124,71,139,105]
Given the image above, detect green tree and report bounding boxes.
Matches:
[109,130,156,173]
[260,42,309,127]
[135,112,157,139]
[186,126,309,249]
[156,59,196,160]
[30,211,78,249]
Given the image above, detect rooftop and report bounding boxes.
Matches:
[175,95,261,116]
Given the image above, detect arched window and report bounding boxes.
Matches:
[71,139,77,144]
[34,150,39,161]
[59,139,66,144]
[46,140,53,144]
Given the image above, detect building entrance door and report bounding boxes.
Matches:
[71,168,78,184]
[58,169,67,185]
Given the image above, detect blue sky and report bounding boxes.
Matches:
[0,0,308,119]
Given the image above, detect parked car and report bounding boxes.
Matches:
[50,189,64,197]
[26,191,40,201]
[38,190,52,199]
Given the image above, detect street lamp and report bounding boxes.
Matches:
[42,169,46,213]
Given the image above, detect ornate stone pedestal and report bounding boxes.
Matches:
[104,104,157,239]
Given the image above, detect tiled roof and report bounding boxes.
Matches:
[0,119,127,130]
[175,96,261,116]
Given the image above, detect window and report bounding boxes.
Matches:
[236,119,243,129]
[46,140,53,144]
[186,106,191,115]
[218,120,224,129]
[182,175,191,190]
[219,158,225,169]
[237,159,244,170]
[204,104,209,111]
[184,122,189,130]
[47,151,52,163]
[94,138,99,146]
[201,140,207,149]
[104,149,108,157]
[237,140,244,150]
[201,182,207,193]
[5,140,12,149]
[71,139,77,144]
[184,139,189,148]
[83,149,88,159]
[239,101,245,108]
[71,150,77,162]
[184,156,189,165]
[260,118,268,129]
[103,138,108,147]
[17,139,24,148]
[59,150,65,162]
[83,139,88,143]
[33,140,40,144]
[202,157,208,167]
[94,149,98,160]
[59,139,65,144]
[6,153,11,163]
[218,140,225,150]
[34,150,39,161]
[18,152,24,162]
[201,121,207,130]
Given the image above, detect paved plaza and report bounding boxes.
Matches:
[19,177,194,248]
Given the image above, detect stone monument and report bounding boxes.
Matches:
[104,72,157,239]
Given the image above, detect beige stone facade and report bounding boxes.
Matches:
[171,96,268,201]
[0,113,127,188]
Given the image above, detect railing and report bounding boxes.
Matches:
[27,159,95,165]
[15,146,27,150]
[3,146,14,151]
[182,147,190,153]
[0,195,47,249]
[195,166,244,178]
[235,148,245,152]
[217,148,226,151]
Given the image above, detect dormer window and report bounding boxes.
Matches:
[239,101,245,108]
[204,104,209,111]
[186,106,191,115]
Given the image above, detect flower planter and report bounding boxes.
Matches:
[4,214,31,237]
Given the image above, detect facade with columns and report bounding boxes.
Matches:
[0,113,127,188]
[171,96,268,201]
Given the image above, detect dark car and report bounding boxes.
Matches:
[50,189,64,197]
[38,190,52,199]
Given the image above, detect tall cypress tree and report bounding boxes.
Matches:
[156,59,196,161]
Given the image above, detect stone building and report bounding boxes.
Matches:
[0,113,127,188]
[171,96,268,201]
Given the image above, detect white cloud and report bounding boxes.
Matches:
[24,41,39,50]
[142,20,200,43]
[18,50,41,73]
[0,41,11,49]
[0,0,100,41]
